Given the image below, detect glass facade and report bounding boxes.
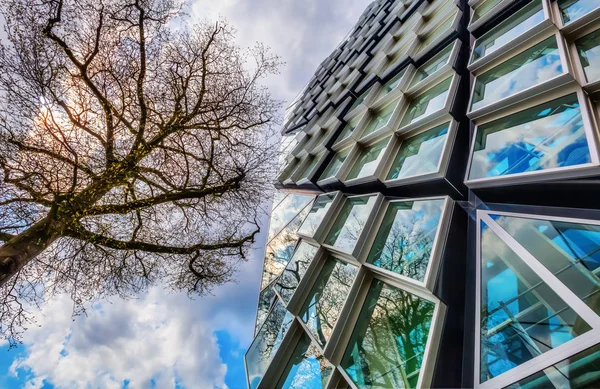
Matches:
[248,0,600,387]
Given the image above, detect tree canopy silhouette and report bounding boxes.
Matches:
[0,0,280,346]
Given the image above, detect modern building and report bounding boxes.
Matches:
[245,0,600,387]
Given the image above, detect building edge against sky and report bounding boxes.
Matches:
[247,0,600,388]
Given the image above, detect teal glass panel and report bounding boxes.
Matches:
[300,258,358,347]
[246,299,295,389]
[255,284,276,336]
[361,101,398,138]
[473,0,503,22]
[276,332,333,389]
[319,149,350,181]
[275,241,319,304]
[367,199,445,282]
[325,195,378,253]
[386,123,449,181]
[409,44,453,88]
[298,193,336,237]
[400,78,451,128]
[471,0,545,63]
[268,194,315,240]
[349,86,373,113]
[479,220,592,382]
[576,28,600,83]
[492,215,600,315]
[377,69,406,100]
[468,94,590,180]
[471,37,563,111]
[337,118,361,143]
[504,343,600,388]
[341,280,436,389]
[558,0,600,24]
[418,13,456,52]
[346,137,390,181]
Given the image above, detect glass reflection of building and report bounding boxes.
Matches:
[246,0,600,388]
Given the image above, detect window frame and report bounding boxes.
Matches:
[297,191,345,244]
[566,24,600,95]
[550,0,600,36]
[341,135,395,187]
[468,0,520,32]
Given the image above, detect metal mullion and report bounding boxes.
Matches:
[481,213,600,328]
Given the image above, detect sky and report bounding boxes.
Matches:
[0,0,370,388]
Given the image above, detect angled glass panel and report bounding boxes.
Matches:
[471,37,563,111]
[558,0,600,25]
[503,343,600,388]
[473,0,503,22]
[268,194,315,240]
[361,101,398,138]
[337,117,361,143]
[276,332,333,389]
[298,193,336,237]
[300,258,358,347]
[255,284,276,336]
[409,44,454,88]
[246,299,295,389]
[493,215,600,316]
[468,94,590,180]
[377,69,406,100]
[295,155,320,182]
[576,28,600,83]
[325,195,378,253]
[346,137,390,181]
[418,13,456,51]
[400,77,452,128]
[341,279,436,389]
[479,220,592,382]
[386,123,449,181]
[319,149,350,181]
[275,241,319,304]
[471,0,545,63]
[367,199,445,282]
[349,86,374,113]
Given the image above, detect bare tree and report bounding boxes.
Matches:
[0,0,281,346]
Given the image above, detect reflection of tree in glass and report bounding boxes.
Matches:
[276,332,333,389]
[275,242,318,304]
[255,284,276,335]
[325,196,375,253]
[301,259,358,347]
[342,280,435,389]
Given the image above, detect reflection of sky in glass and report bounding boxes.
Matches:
[410,44,453,88]
[387,123,449,180]
[472,1,544,62]
[576,28,600,83]
[298,194,336,237]
[400,78,451,127]
[469,94,590,180]
[300,259,358,347]
[377,69,406,100]
[319,149,349,180]
[479,220,592,382]
[276,333,333,389]
[367,199,444,281]
[246,300,295,389]
[255,285,276,335]
[558,0,600,24]
[325,196,377,253]
[471,38,563,111]
[361,101,397,138]
[275,241,319,304]
[346,137,390,180]
[268,194,315,240]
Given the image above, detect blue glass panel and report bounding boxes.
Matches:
[276,332,333,389]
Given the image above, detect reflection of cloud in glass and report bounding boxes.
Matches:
[275,241,319,304]
[325,196,377,253]
[298,194,336,237]
[346,137,390,180]
[400,78,451,127]
[576,28,600,83]
[276,333,333,389]
[469,94,590,180]
[558,0,600,24]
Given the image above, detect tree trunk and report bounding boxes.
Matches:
[0,217,61,287]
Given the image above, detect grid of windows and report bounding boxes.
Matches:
[248,0,600,387]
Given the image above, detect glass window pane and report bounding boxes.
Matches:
[296,155,320,182]
[576,28,600,83]
[558,0,600,24]
[349,86,373,113]
[471,37,563,111]
[319,149,350,180]
[492,215,600,316]
[346,137,390,181]
[400,77,451,128]
[255,285,276,335]
[418,13,456,51]
[471,0,545,63]
[361,101,398,138]
[469,94,590,180]
[325,195,378,253]
[246,299,295,389]
[504,343,600,388]
[367,199,445,282]
[275,241,319,304]
[300,258,359,347]
[473,0,503,22]
[337,117,361,143]
[298,194,337,237]
[341,280,436,389]
[377,69,406,100]
[479,220,592,382]
[409,44,453,88]
[276,332,333,389]
[386,122,449,180]
[268,194,315,240]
